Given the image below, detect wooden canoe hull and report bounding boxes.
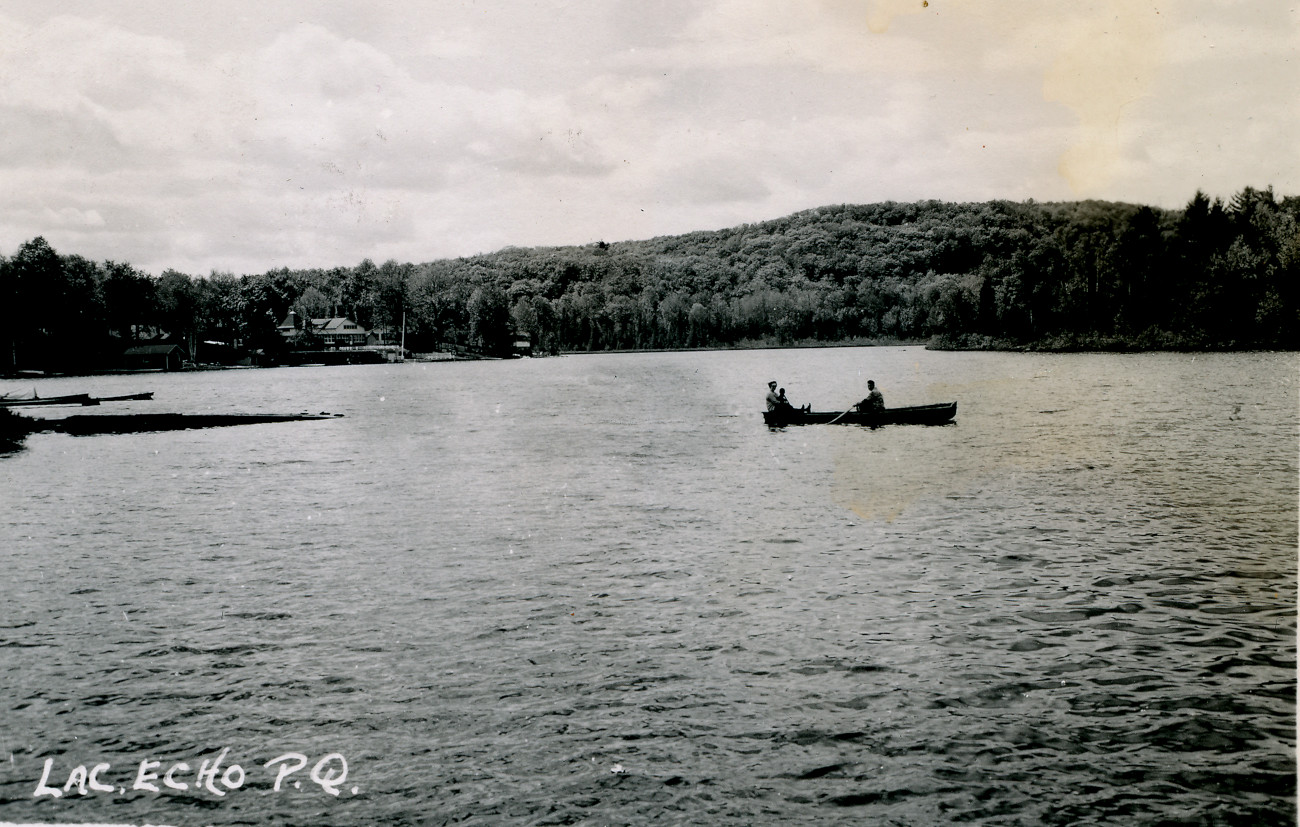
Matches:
[763,402,956,427]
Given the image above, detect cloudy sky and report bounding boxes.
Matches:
[1,1,1295,275]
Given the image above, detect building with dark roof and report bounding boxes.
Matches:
[123,343,188,372]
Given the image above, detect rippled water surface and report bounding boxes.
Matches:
[0,348,1295,826]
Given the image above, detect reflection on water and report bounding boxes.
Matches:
[0,348,1294,825]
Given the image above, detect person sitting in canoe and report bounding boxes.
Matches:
[856,380,885,413]
[767,381,809,413]
[766,381,782,411]
[779,388,808,412]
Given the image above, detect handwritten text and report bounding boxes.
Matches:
[33,750,356,799]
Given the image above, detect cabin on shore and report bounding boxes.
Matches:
[123,343,188,372]
[278,312,374,349]
[315,317,373,348]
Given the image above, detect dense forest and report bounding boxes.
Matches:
[2,186,1296,373]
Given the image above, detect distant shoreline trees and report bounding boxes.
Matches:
[3,187,1296,373]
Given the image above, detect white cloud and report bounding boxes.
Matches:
[635,0,947,75]
[42,206,106,227]
[0,2,1293,274]
[421,28,488,60]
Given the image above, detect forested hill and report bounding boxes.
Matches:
[3,187,1297,372]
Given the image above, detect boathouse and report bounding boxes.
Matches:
[123,343,188,372]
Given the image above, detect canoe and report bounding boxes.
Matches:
[93,392,155,402]
[51,412,344,436]
[764,402,956,427]
[0,393,96,407]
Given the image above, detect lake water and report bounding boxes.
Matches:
[0,347,1295,826]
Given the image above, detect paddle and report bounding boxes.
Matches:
[825,399,860,425]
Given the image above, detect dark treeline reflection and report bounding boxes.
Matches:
[3,187,1296,371]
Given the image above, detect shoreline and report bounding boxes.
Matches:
[6,339,1297,381]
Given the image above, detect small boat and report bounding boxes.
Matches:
[764,402,956,427]
[0,393,96,407]
[93,392,155,403]
[0,391,153,407]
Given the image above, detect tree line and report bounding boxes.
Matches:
[3,186,1296,373]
